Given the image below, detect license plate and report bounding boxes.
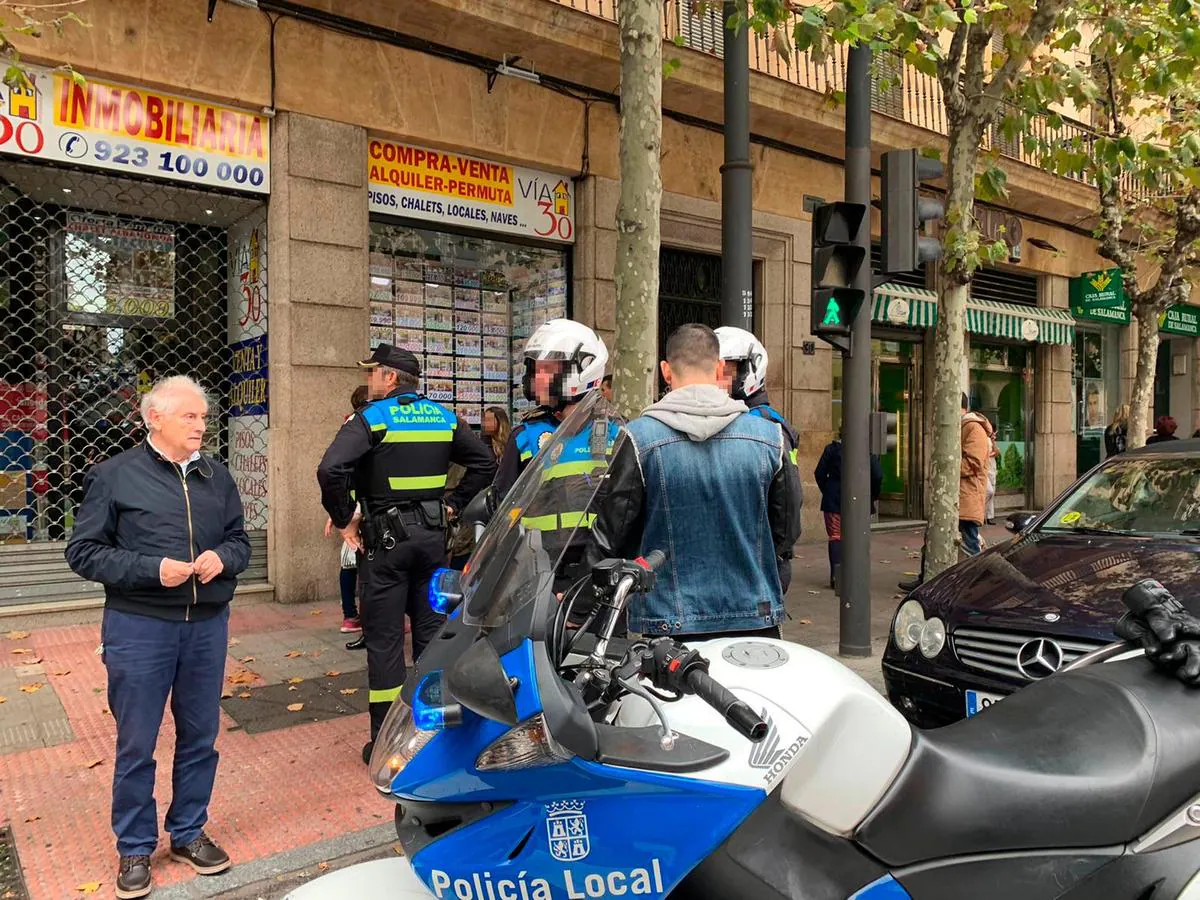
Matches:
[965,690,1004,718]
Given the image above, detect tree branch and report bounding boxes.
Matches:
[982,0,1071,110]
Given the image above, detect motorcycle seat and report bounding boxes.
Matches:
[855,656,1200,866]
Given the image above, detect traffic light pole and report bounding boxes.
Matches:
[721,0,753,330]
[839,44,873,658]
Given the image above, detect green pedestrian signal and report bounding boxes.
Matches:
[821,297,844,328]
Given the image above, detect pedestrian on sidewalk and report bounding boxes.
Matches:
[984,414,999,525]
[328,386,369,639]
[587,324,802,641]
[814,429,882,590]
[65,376,250,900]
[1105,404,1129,457]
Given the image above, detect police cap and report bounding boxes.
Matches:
[358,343,421,376]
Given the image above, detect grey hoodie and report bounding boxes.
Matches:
[643,384,748,441]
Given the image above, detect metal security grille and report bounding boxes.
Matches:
[0,160,268,606]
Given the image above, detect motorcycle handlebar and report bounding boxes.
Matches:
[684,668,768,743]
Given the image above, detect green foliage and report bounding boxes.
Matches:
[0,1,89,89]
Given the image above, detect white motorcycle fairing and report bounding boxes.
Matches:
[612,637,912,836]
[283,856,434,900]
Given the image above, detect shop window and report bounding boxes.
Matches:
[0,160,268,576]
[969,342,1029,497]
[366,223,569,428]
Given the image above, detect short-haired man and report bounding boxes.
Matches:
[66,376,250,899]
[587,324,802,640]
[317,344,495,762]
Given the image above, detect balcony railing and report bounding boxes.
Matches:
[548,0,1142,199]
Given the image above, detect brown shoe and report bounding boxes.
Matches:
[116,855,152,899]
[169,832,231,875]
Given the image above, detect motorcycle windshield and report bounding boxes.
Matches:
[460,391,626,629]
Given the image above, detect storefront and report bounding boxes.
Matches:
[1070,268,1128,473]
[862,281,1075,515]
[0,64,271,607]
[366,139,574,427]
[1155,303,1199,437]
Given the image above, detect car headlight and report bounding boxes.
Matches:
[894,599,926,652]
[919,617,946,659]
[369,698,434,792]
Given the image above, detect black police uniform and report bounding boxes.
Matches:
[745,390,802,593]
[317,346,495,744]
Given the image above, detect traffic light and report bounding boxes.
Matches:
[870,411,898,457]
[810,201,867,346]
[880,149,945,275]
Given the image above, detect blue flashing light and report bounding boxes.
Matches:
[428,567,463,615]
[413,671,463,731]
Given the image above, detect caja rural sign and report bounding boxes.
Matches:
[0,61,270,193]
[368,139,575,243]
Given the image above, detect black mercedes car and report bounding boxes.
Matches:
[883,438,1200,728]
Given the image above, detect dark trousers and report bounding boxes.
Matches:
[339,566,359,619]
[673,625,782,642]
[359,524,446,738]
[102,606,229,857]
[959,520,981,556]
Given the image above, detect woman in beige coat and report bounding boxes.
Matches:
[959,394,994,556]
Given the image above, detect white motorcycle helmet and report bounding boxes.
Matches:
[522,318,609,406]
[715,326,768,401]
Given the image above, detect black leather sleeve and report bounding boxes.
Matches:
[769,442,803,558]
[493,428,524,499]
[317,415,375,529]
[585,435,646,568]
[447,417,498,512]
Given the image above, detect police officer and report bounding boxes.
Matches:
[317,344,495,762]
[494,319,610,588]
[715,326,803,592]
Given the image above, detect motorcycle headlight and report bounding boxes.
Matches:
[369,698,433,792]
[893,599,926,653]
[919,617,947,659]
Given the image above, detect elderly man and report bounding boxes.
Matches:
[66,376,250,900]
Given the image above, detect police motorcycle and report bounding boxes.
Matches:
[288,391,1200,900]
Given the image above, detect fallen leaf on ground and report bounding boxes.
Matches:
[11,648,33,655]
[806,590,819,595]
[903,571,918,577]
[93,687,104,694]
[309,610,323,616]
[76,883,102,894]
[221,690,233,699]
[101,708,111,715]
[240,656,256,663]
[880,559,892,565]
[393,844,404,855]
[339,688,358,695]
[239,692,252,699]
[798,618,813,625]
[325,670,341,677]
[20,683,43,694]
[318,861,330,871]
[287,702,304,712]
[285,650,303,658]
[24,815,40,823]
[0,696,6,704]
[5,631,30,640]
[287,677,304,684]
[52,669,71,676]
[228,638,241,647]
[288,686,298,692]
[227,669,256,685]
[85,758,104,769]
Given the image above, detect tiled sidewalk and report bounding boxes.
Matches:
[0,601,393,900]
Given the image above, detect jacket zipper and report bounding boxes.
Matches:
[176,464,198,622]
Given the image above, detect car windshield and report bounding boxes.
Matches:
[1041,454,1200,536]
[459,391,626,629]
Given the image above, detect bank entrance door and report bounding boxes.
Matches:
[872,338,923,520]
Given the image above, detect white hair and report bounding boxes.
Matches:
[140,376,209,428]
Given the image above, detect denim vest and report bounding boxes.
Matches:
[624,412,785,635]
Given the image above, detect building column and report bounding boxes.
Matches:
[571,175,618,348]
[1034,275,1074,508]
[268,112,369,603]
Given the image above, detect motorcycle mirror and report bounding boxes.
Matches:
[461,486,496,530]
[445,636,519,727]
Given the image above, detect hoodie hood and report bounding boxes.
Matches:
[643,384,747,441]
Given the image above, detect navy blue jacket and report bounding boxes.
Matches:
[65,442,251,621]
[814,440,884,514]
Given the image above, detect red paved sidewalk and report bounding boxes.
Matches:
[0,602,389,900]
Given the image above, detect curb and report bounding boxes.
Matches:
[153,823,397,900]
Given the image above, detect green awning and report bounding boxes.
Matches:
[871,283,1075,346]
